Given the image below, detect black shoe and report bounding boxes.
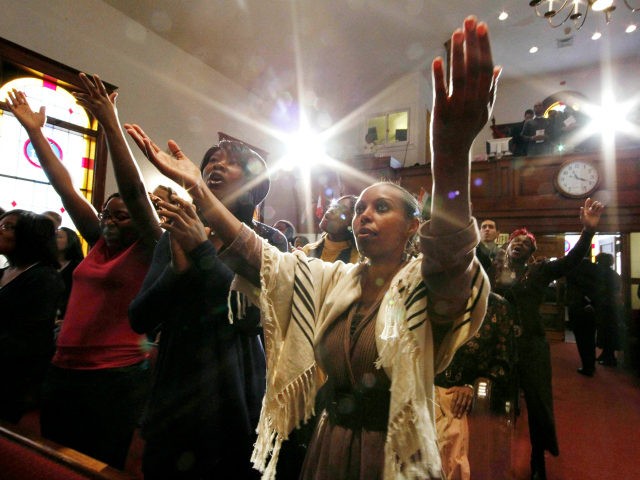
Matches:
[531,450,547,480]
[598,358,617,367]
[577,367,594,377]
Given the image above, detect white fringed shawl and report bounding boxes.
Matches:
[229,221,489,480]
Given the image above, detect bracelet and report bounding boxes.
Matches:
[463,384,474,391]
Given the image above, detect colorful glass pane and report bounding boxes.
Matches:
[0,77,95,229]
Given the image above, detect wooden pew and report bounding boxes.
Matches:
[0,421,135,480]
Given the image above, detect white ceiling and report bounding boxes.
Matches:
[102,0,639,128]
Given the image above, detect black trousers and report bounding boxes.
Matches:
[40,361,150,469]
[569,304,597,371]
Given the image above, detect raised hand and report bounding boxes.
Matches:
[6,89,46,132]
[125,124,203,192]
[73,73,119,128]
[156,195,209,253]
[431,16,500,156]
[579,197,604,231]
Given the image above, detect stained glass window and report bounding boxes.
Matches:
[0,77,96,229]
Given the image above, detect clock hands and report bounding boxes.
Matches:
[572,173,588,182]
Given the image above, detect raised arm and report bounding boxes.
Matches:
[74,74,162,245]
[545,197,604,280]
[124,124,242,246]
[6,89,102,244]
[421,16,497,324]
[430,16,499,233]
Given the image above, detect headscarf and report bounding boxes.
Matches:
[508,227,537,253]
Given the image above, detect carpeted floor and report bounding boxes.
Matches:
[472,338,640,480]
[16,338,640,479]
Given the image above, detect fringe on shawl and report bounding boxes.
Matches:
[251,364,318,480]
[384,402,443,479]
[376,266,444,479]
[227,291,250,324]
[250,249,319,480]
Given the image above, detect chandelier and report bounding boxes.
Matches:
[529,0,639,30]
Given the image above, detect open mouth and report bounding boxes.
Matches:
[206,173,225,187]
[357,227,376,239]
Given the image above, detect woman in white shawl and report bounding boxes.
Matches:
[126,16,499,480]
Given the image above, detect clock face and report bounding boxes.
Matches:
[555,161,600,198]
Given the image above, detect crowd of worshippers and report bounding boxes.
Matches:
[0,16,616,480]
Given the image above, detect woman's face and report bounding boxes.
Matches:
[100,197,138,250]
[201,148,246,204]
[0,214,18,256]
[56,228,68,253]
[352,185,417,262]
[507,234,535,262]
[320,197,355,236]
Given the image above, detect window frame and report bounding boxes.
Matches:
[365,108,410,147]
[0,36,116,211]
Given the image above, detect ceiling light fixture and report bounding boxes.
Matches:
[529,0,639,31]
[530,46,540,52]
[626,23,637,31]
[499,11,509,20]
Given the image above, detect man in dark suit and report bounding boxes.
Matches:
[511,109,534,156]
[477,219,500,273]
[521,101,550,156]
[566,256,600,376]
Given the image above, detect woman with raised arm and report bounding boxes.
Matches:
[128,140,287,480]
[492,198,603,480]
[127,16,497,480]
[6,74,162,469]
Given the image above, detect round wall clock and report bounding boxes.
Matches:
[554,159,600,198]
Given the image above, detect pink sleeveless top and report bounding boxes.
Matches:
[53,237,152,370]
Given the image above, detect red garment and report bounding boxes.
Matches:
[53,237,152,370]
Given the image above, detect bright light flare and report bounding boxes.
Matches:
[626,24,637,34]
[529,46,539,53]
[277,128,329,173]
[498,11,509,21]
[581,95,639,140]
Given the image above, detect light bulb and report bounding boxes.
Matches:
[592,0,614,11]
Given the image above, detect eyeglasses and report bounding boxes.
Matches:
[98,210,131,223]
[0,223,16,232]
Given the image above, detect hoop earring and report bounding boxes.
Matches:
[403,238,415,261]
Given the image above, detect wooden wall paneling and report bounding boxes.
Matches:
[345,147,640,233]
